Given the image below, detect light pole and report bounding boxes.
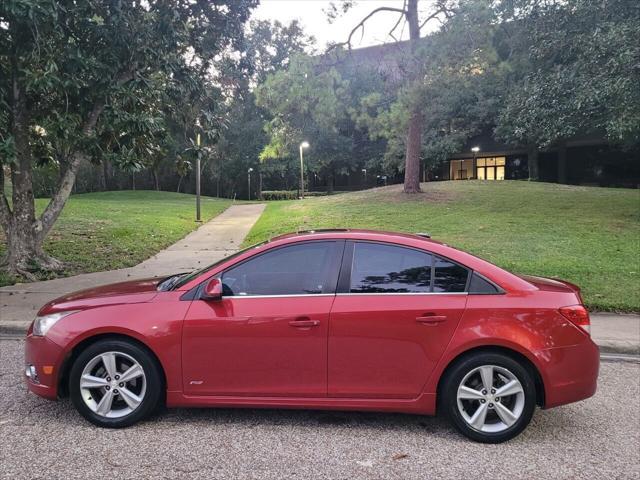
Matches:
[471,146,480,180]
[247,167,253,200]
[299,141,309,199]
[195,125,202,223]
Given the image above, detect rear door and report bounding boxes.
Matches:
[328,241,468,399]
[182,240,344,397]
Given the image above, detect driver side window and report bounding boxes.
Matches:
[221,242,341,296]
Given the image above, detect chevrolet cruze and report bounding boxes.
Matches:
[24,230,599,443]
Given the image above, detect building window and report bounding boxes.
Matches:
[450,159,474,180]
[476,157,505,181]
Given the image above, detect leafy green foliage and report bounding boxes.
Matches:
[255,52,388,187]
[495,0,640,148]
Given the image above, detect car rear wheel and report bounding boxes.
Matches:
[69,339,162,428]
[441,352,536,443]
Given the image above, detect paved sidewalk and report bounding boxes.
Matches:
[0,203,265,332]
[591,313,640,355]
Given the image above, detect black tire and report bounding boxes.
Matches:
[440,352,536,443]
[69,339,163,428]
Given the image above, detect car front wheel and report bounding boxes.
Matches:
[69,339,162,428]
[441,352,536,443]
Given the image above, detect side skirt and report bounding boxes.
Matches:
[166,391,436,415]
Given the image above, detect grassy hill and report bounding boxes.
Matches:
[244,181,640,312]
[0,191,230,286]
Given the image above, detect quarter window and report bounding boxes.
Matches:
[221,242,339,296]
[350,243,432,293]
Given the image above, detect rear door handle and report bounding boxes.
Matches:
[289,319,320,328]
[416,314,447,325]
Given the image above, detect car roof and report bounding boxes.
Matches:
[269,229,445,245]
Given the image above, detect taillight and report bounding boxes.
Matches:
[559,305,591,335]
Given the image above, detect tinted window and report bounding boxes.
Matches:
[433,257,468,292]
[468,272,500,294]
[350,243,432,293]
[222,242,338,296]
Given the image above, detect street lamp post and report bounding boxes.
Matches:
[299,141,309,199]
[195,130,202,222]
[247,167,253,200]
[471,146,480,180]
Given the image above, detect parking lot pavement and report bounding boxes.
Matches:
[1,338,638,480]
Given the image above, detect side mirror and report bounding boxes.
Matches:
[202,278,223,301]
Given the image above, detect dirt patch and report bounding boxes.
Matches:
[342,183,457,204]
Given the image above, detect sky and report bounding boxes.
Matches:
[251,0,417,50]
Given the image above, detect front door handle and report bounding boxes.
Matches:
[416,314,447,325]
[289,319,320,328]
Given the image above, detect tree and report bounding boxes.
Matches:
[329,0,456,193]
[255,53,385,192]
[0,0,256,279]
[202,20,314,200]
[495,0,640,180]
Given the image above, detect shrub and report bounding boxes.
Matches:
[260,190,329,200]
[260,190,298,200]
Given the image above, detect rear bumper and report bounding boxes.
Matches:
[24,334,65,400]
[536,337,599,409]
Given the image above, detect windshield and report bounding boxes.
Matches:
[169,241,268,290]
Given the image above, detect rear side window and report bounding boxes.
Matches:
[350,243,432,293]
[433,257,469,293]
[222,242,339,296]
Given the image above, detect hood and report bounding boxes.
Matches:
[38,277,162,315]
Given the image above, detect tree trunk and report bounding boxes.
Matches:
[327,171,335,193]
[152,169,160,191]
[177,175,183,193]
[1,75,63,277]
[404,109,423,193]
[402,0,423,194]
[527,146,539,181]
[557,143,567,184]
[102,159,111,191]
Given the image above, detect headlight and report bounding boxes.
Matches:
[32,311,79,337]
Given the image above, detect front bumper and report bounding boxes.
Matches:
[536,337,600,409]
[24,334,65,400]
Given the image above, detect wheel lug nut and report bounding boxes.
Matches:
[113,389,119,395]
[495,397,500,402]
[482,390,487,395]
[491,389,496,394]
[115,375,120,380]
[106,377,111,382]
[105,386,110,390]
[489,403,494,408]
[480,399,486,403]
[119,382,124,387]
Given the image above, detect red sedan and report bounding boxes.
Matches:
[24,230,599,443]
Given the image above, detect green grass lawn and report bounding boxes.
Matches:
[244,181,640,312]
[0,190,230,286]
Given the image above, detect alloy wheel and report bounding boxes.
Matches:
[79,351,147,418]
[456,364,525,433]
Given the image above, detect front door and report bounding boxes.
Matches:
[182,241,343,397]
[328,242,468,399]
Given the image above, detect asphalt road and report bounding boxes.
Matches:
[1,337,638,480]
